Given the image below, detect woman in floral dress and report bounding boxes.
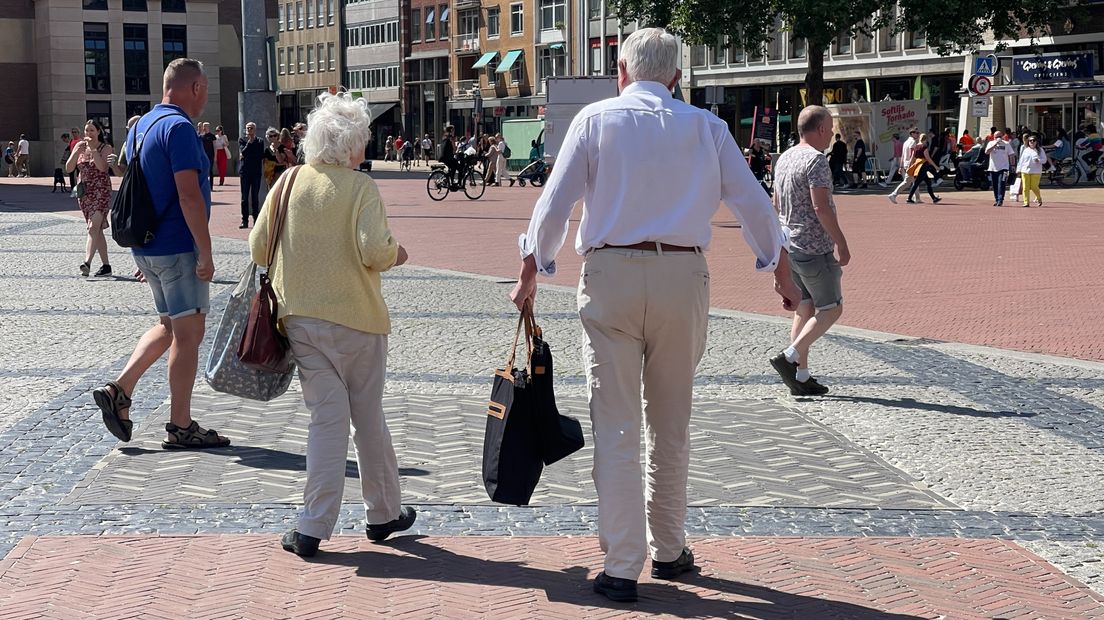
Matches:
[65,119,114,277]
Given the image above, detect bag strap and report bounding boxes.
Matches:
[265,166,303,269]
[130,112,186,159]
[504,301,538,372]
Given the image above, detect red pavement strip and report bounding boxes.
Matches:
[0,535,1101,619]
[3,174,1101,360]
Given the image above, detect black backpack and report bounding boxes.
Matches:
[111,113,181,248]
[503,143,512,159]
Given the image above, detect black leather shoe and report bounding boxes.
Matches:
[769,353,802,394]
[281,529,320,557]
[651,548,697,580]
[366,506,417,542]
[93,264,112,277]
[239,220,248,229]
[593,572,638,602]
[794,377,830,396]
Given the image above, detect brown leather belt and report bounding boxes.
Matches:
[597,242,700,253]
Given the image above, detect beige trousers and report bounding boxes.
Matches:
[577,247,710,580]
[285,316,401,540]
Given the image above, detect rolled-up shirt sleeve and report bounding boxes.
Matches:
[717,128,785,272]
[518,115,589,276]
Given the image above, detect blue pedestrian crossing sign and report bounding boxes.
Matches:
[974,56,997,76]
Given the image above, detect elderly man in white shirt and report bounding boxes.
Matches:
[510,27,801,603]
[888,127,923,203]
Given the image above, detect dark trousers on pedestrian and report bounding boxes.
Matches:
[240,173,262,223]
[907,164,938,201]
[830,162,847,186]
[990,170,1006,204]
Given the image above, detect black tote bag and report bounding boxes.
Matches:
[528,324,584,466]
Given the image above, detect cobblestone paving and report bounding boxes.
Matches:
[2,209,1103,601]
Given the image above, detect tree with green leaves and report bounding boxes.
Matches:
[613,0,1080,105]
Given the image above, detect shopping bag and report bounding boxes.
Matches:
[1009,176,1022,199]
[483,307,545,505]
[204,262,295,401]
[528,323,584,466]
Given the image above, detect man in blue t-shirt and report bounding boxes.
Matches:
[91,58,230,451]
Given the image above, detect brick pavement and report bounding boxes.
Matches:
[1,535,1102,619]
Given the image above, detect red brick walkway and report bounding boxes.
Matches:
[1,535,1101,619]
[3,175,1101,360]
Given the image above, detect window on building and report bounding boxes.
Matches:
[162,0,186,12]
[510,3,523,35]
[588,0,600,19]
[286,3,293,30]
[440,4,449,38]
[298,46,305,72]
[123,24,149,95]
[162,25,187,68]
[539,45,566,82]
[317,43,324,71]
[317,0,324,26]
[712,36,726,65]
[328,0,334,25]
[278,48,285,75]
[879,10,897,51]
[84,23,110,94]
[83,0,107,9]
[307,0,314,27]
[412,9,421,41]
[86,101,113,141]
[487,7,500,37]
[540,0,565,30]
[907,30,926,48]
[328,42,335,70]
[833,32,851,55]
[690,45,705,67]
[278,4,285,31]
[728,39,745,64]
[790,35,806,59]
[512,57,523,84]
[122,0,147,11]
[856,18,873,53]
[307,45,315,72]
[297,1,304,29]
[425,8,435,40]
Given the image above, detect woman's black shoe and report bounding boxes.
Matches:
[93,264,112,277]
[239,220,249,229]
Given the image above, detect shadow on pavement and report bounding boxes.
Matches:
[118,445,431,479]
[824,394,1029,418]
[310,536,923,619]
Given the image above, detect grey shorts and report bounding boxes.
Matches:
[133,251,210,320]
[789,250,843,311]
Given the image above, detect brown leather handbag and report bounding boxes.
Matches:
[237,165,302,374]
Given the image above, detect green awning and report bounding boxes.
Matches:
[496,49,523,73]
[472,51,498,69]
[549,43,564,50]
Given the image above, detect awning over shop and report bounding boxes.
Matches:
[496,49,523,73]
[472,51,498,69]
[367,102,397,122]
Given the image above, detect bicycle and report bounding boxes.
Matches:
[427,158,486,201]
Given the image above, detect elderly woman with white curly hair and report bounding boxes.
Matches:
[248,92,414,557]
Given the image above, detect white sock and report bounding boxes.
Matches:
[796,368,811,382]
[784,346,800,364]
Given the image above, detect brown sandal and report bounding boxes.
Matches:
[93,381,133,442]
[162,421,231,450]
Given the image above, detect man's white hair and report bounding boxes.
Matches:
[620,27,679,85]
[303,92,373,166]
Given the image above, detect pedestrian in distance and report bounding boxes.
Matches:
[769,105,850,398]
[511,27,800,603]
[905,134,942,204]
[890,133,903,182]
[213,125,229,185]
[420,133,433,166]
[199,121,217,185]
[828,133,848,187]
[90,58,230,450]
[848,130,868,188]
[985,130,1012,207]
[15,134,31,177]
[292,122,308,165]
[959,129,975,151]
[1016,134,1047,207]
[65,119,115,278]
[239,122,265,228]
[250,92,416,558]
[748,139,773,195]
[53,132,70,193]
[888,127,923,204]
[384,135,394,162]
[494,132,512,186]
[3,141,15,177]
[262,127,290,190]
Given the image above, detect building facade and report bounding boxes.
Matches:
[401,0,451,143]
[0,0,263,175]
[275,0,342,128]
[344,0,402,155]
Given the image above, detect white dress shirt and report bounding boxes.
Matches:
[901,136,918,164]
[518,81,785,276]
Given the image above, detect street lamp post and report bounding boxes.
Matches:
[239,0,278,138]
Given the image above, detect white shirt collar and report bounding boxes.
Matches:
[621,81,674,99]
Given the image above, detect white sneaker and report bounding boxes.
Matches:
[888,194,898,204]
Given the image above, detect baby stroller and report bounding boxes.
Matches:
[399,141,415,171]
[515,158,547,187]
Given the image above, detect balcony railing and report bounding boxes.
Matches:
[452,79,480,99]
[454,35,480,53]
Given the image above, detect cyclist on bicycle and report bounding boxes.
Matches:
[1075,125,1102,169]
[439,125,460,187]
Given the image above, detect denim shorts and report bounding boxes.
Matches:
[789,250,843,311]
[133,251,210,319]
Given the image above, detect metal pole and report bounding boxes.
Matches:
[599,0,606,75]
[239,0,277,138]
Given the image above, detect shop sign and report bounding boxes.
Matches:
[970,97,991,118]
[751,106,776,150]
[1012,52,1094,83]
[493,106,506,117]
